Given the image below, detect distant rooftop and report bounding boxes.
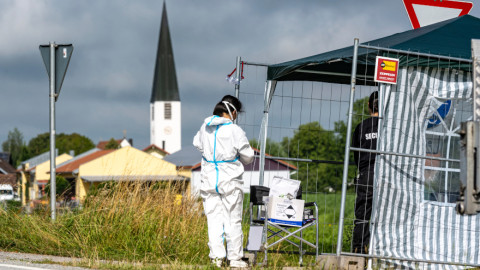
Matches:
[163,145,201,168]
[143,144,169,155]
[0,159,16,174]
[18,149,58,170]
[57,149,115,174]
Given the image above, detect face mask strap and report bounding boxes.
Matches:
[222,101,237,120]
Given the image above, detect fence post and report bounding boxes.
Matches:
[336,38,359,255]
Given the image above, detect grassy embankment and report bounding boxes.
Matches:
[0,182,355,269]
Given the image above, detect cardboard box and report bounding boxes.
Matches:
[267,196,305,227]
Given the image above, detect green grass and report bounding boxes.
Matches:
[0,182,356,268]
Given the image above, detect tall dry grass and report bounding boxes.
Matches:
[0,181,351,268]
[0,181,209,265]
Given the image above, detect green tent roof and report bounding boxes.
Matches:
[267,15,480,84]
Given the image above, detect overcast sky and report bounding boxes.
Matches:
[1,0,479,152]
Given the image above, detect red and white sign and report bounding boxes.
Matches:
[403,0,473,29]
[374,57,399,85]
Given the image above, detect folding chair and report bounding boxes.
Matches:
[247,185,319,266]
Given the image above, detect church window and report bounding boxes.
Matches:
[165,103,172,119]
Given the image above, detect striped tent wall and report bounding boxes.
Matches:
[371,66,480,269]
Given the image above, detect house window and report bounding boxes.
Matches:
[152,106,154,121]
[424,99,471,204]
[165,103,172,120]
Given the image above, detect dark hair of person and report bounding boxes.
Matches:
[213,95,243,116]
[368,91,379,114]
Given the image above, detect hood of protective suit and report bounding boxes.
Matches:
[204,115,232,126]
[193,115,254,195]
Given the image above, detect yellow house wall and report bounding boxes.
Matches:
[34,153,73,181]
[75,175,87,200]
[76,176,100,200]
[19,172,27,205]
[146,150,166,160]
[76,147,178,200]
[177,167,192,178]
[177,168,192,197]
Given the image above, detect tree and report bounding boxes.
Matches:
[27,133,49,157]
[45,175,71,200]
[334,96,370,146]
[2,128,28,167]
[249,138,287,157]
[332,96,373,187]
[28,132,95,157]
[281,122,345,191]
[104,138,120,150]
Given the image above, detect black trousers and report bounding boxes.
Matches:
[352,168,374,254]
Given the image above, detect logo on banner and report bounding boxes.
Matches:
[427,100,452,129]
[374,56,399,84]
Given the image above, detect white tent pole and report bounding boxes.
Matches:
[259,80,277,187]
[336,38,359,256]
[234,56,241,124]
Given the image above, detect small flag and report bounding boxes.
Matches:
[226,62,245,85]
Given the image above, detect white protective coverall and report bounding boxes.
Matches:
[193,115,254,261]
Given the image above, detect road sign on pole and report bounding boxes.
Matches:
[39,44,73,101]
[39,42,73,221]
[403,0,473,29]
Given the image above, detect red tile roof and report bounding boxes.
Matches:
[56,150,115,173]
[0,174,16,188]
[251,147,297,170]
[142,144,169,155]
[96,139,123,150]
[0,159,16,174]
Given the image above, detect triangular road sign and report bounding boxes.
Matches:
[403,0,473,29]
[39,44,74,101]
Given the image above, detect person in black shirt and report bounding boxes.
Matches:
[351,91,379,254]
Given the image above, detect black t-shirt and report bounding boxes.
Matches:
[352,117,379,171]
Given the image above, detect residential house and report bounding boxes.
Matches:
[96,138,132,150]
[0,158,17,198]
[57,146,184,201]
[143,144,169,159]
[17,150,73,204]
[165,146,297,196]
[55,148,107,200]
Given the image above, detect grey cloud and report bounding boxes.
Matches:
[1,0,479,151]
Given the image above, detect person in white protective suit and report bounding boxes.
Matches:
[193,95,254,268]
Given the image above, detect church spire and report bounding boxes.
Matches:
[151,1,179,103]
[150,1,182,154]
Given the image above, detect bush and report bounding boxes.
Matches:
[44,176,71,200]
[5,200,21,212]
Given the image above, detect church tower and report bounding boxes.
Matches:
[150,2,181,153]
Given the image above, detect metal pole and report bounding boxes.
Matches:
[259,80,276,186]
[367,84,384,270]
[349,147,460,163]
[473,40,480,121]
[359,44,472,64]
[336,38,359,256]
[234,56,241,124]
[49,42,56,221]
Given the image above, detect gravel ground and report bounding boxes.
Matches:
[0,251,311,269]
[0,251,92,270]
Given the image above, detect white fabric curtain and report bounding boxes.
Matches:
[371,66,479,269]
